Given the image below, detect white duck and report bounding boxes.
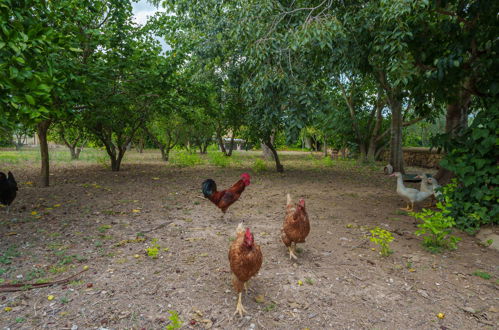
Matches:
[416,173,435,207]
[390,172,432,211]
[427,177,442,198]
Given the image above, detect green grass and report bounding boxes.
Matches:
[169,151,204,167]
[472,270,492,280]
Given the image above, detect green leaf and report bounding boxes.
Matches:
[25,94,35,105]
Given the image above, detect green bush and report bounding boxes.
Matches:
[435,106,499,231]
[411,188,461,253]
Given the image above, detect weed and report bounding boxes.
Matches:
[25,268,46,281]
[60,296,70,304]
[411,201,461,253]
[264,302,276,312]
[305,277,314,285]
[146,238,161,258]
[15,317,26,323]
[49,265,68,274]
[98,224,112,233]
[166,310,183,330]
[369,227,394,256]
[472,271,491,280]
[0,246,20,265]
[252,158,267,172]
[321,156,334,167]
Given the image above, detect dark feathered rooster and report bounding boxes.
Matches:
[0,171,18,213]
[202,173,250,217]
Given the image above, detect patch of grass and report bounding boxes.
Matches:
[15,317,26,323]
[264,302,277,312]
[170,151,203,167]
[472,271,491,280]
[98,224,112,233]
[208,152,231,167]
[0,245,20,265]
[252,158,268,172]
[25,268,46,281]
[49,265,69,274]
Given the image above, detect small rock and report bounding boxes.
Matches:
[461,306,476,314]
[71,325,78,330]
[417,289,429,299]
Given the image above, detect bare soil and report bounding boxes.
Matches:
[1,151,498,329]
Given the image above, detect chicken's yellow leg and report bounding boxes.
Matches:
[288,245,298,260]
[234,292,247,317]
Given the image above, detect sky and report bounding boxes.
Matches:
[132,0,170,51]
[132,0,164,26]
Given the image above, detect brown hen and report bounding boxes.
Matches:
[281,193,310,259]
[228,223,263,316]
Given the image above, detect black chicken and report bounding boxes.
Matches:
[0,171,18,213]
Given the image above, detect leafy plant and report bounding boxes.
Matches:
[411,197,461,253]
[434,108,499,232]
[369,227,394,256]
[166,310,183,330]
[472,271,491,280]
[146,239,161,259]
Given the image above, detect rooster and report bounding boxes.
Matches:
[228,222,262,316]
[0,171,18,213]
[202,173,250,217]
[281,193,310,260]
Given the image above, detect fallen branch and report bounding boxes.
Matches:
[0,268,89,292]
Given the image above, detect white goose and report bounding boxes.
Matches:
[391,172,432,211]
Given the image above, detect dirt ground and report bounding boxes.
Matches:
[0,150,498,329]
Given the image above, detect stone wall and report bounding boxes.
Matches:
[383,147,443,168]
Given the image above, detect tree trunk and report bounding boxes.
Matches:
[367,100,384,162]
[69,146,78,160]
[389,97,404,173]
[75,147,82,159]
[216,130,227,155]
[323,133,328,157]
[434,83,472,184]
[226,131,236,156]
[263,140,284,172]
[160,147,169,161]
[37,120,51,187]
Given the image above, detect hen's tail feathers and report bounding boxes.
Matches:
[236,222,244,235]
[286,193,292,206]
[202,179,217,198]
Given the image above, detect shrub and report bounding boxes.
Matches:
[434,106,499,231]
[411,190,461,253]
[369,227,394,256]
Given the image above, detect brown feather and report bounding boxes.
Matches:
[228,230,263,293]
[281,197,310,247]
